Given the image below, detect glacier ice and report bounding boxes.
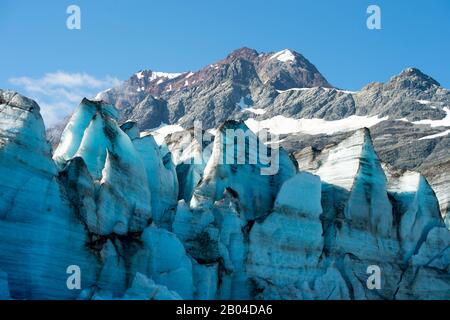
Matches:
[248,172,324,293]
[0,90,98,299]
[54,99,152,235]
[166,128,214,202]
[122,121,178,226]
[123,273,182,300]
[130,225,194,299]
[0,90,449,300]
[190,120,297,221]
[0,270,10,299]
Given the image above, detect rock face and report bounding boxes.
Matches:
[93,49,448,131]
[421,161,450,227]
[1,85,449,300]
[95,48,332,130]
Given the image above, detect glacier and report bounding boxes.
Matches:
[0,90,449,300]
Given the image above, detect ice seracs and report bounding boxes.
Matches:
[0,89,449,300]
[122,121,179,226]
[53,98,152,235]
[248,172,324,298]
[384,165,444,261]
[130,226,194,299]
[190,120,297,221]
[165,128,214,202]
[0,90,98,299]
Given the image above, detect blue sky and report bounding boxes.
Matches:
[1,0,449,125]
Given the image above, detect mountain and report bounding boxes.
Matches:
[47,47,450,228]
[1,91,449,299]
[94,48,449,132]
[95,47,332,130]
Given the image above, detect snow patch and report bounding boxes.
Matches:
[145,123,184,145]
[413,107,450,127]
[237,95,265,114]
[419,129,450,140]
[136,71,145,79]
[245,115,387,136]
[276,88,311,93]
[207,128,217,136]
[270,49,296,63]
[241,108,266,115]
[149,72,183,82]
[277,87,355,94]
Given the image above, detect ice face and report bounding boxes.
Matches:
[122,122,178,227]
[248,172,324,291]
[0,90,98,299]
[248,129,449,299]
[0,270,10,299]
[384,166,444,262]
[130,226,194,299]
[0,90,449,300]
[165,129,213,203]
[54,99,152,235]
[190,120,297,221]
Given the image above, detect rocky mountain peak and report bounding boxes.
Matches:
[388,67,440,89]
[257,48,333,89]
[224,47,259,63]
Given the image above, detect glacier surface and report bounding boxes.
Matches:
[0,90,449,300]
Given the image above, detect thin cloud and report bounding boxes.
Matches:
[9,71,121,127]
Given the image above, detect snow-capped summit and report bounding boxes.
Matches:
[93,47,332,131]
[270,49,296,62]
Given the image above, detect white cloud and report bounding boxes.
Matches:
[9,71,121,127]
